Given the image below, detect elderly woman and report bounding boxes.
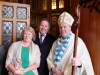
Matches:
[6,26,41,75]
[47,12,94,75]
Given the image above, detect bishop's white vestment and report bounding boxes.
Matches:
[47,33,95,75]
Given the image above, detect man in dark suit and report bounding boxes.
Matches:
[34,18,56,75]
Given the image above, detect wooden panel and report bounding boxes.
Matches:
[80,5,90,44]
[89,10,97,74]
[70,1,97,75]
[70,0,76,34]
[79,6,84,39]
[97,12,100,75]
[0,23,1,44]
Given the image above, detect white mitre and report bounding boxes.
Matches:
[58,12,74,26]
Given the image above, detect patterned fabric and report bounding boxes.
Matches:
[54,31,72,66]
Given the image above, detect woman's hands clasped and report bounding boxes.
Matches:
[14,67,25,75]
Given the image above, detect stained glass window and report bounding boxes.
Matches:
[52,0,56,9]
[16,22,26,40]
[0,1,30,46]
[17,7,27,19]
[2,21,12,46]
[43,0,47,10]
[2,6,13,18]
[59,0,64,8]
[31,17,36,25]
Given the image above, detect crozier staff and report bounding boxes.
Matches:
[72,4,80,75]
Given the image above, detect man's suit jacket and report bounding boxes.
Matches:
[34,31,56,75]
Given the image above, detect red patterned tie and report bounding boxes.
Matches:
[40,35,44,44]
